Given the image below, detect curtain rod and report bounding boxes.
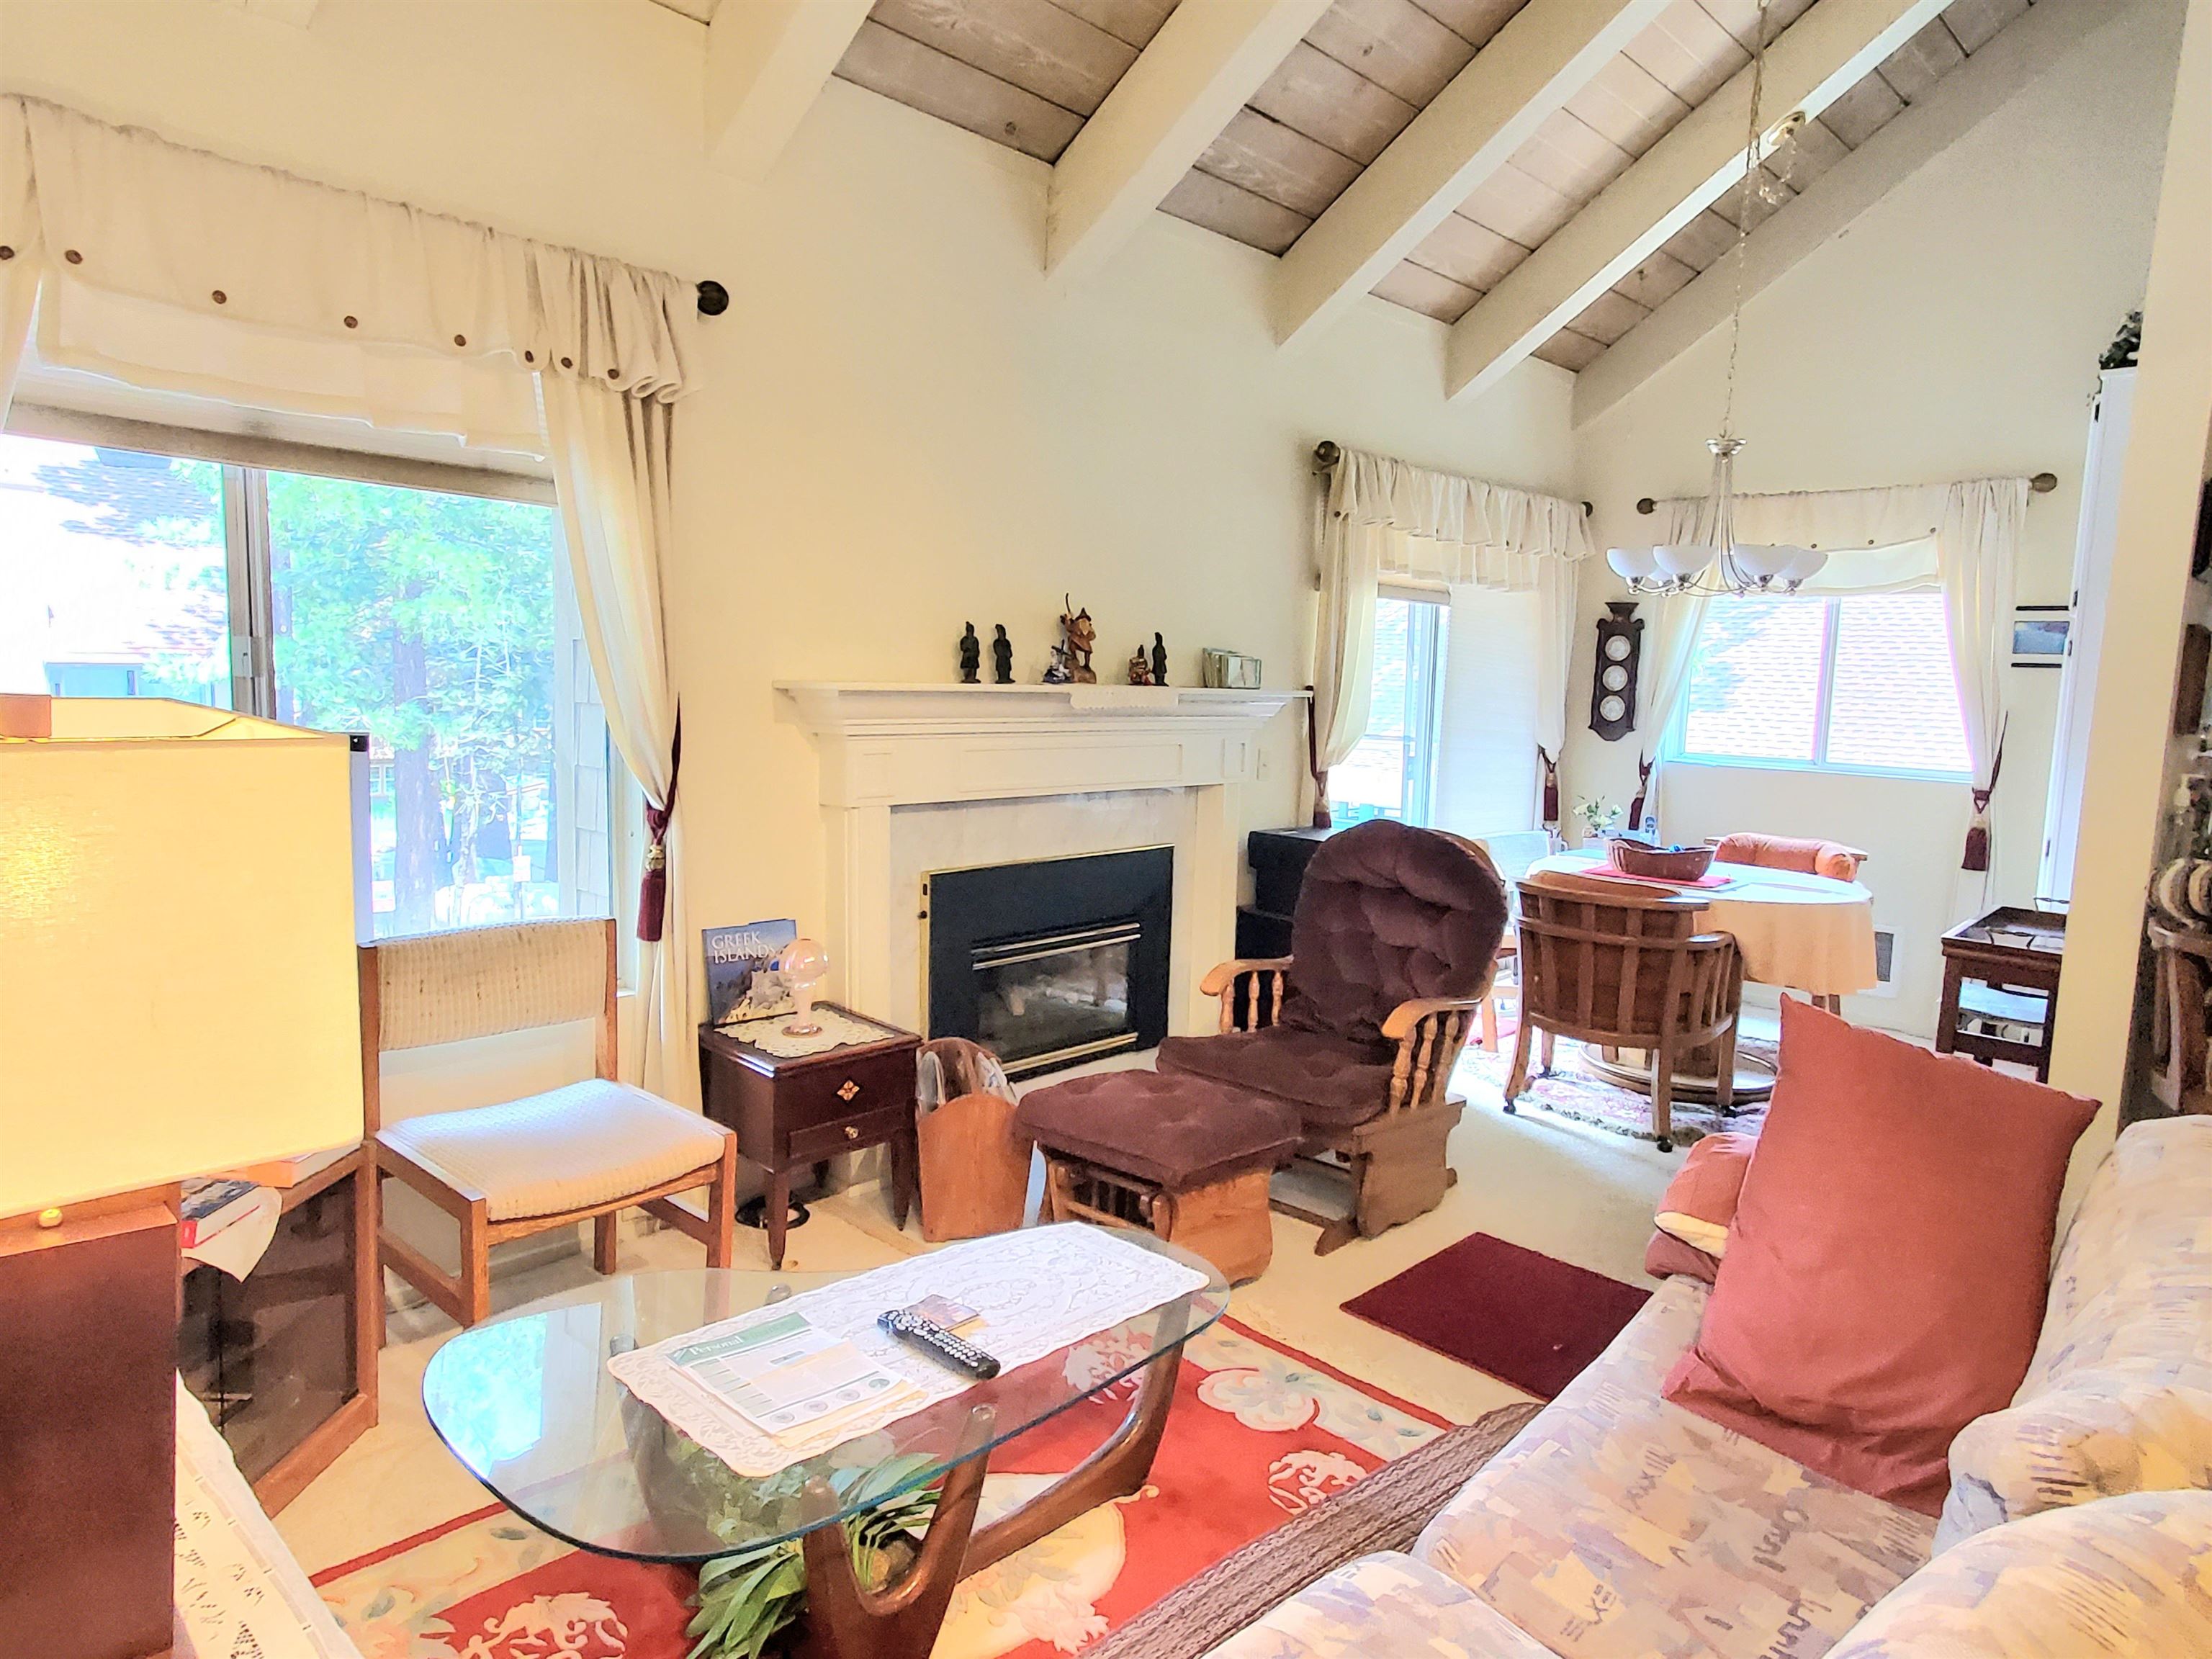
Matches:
[1632,472,2059,514]
[1311,440,1594,518]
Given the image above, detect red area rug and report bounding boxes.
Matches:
[1341,1232,1651,1400]
[315,1316,1449,1659]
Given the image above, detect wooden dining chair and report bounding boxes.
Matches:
[1468,830,1554,1051]
[1508,872,1745,1151]
[361,917,738,1332]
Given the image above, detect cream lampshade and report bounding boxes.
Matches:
[0,697,366,1659]
[0,698,364,1215]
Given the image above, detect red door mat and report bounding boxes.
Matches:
[1341,1232,1651,1400]
[315,1317,1450,1659]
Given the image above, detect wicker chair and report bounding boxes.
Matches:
[1509,872,1744,1152]
[361,917,737,1331]
[1159,819,1508,1253]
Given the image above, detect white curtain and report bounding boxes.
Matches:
[1638,479,2026,898]
[0,94,704,1090]
[541,377,689,1096]
[1313,446,1593,825]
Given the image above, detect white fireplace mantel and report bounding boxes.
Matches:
[773,683,1302,1032]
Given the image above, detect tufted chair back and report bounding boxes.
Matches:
[1280,820,1510,1048]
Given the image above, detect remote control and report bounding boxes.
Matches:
[878,1308,1002,1380]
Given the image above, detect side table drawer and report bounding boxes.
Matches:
[776,1048,913,1135]
[788,1105,911,1164]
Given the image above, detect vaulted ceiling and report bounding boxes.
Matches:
[647,0,2082,410]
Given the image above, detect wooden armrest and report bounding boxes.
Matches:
[1199,957,1295,998]
[1382,992,1489,1043]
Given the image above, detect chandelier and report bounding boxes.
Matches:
[1607,1,1825,598]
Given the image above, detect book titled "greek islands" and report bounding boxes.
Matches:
[703,919,798,1026]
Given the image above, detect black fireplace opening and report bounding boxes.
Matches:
[925,847,1173,1079]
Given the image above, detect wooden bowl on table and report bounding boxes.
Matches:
[1604,837,1716,883]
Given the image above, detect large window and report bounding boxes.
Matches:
[1671,592,1971,778]
[0,429,612,937]
[1331,593,1450,826]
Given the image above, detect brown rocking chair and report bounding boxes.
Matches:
[1508,872,1743,1152]
[1159,819,1508,1253]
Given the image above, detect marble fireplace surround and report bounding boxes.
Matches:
[773,684,1300,1038]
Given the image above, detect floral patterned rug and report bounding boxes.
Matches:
[1455,1033,1770,1147]
[314,1317,1449,1659]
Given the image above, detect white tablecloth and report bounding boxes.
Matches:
[1530,851,1879,996]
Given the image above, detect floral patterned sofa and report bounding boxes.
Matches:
[1207,1116,2212,1659]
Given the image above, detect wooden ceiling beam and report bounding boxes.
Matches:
[703,0,873,184]
[1444,0,1951,401]
[1047,0,1332,292]
[1270,0,1668,352]
[1573,0,2121,426]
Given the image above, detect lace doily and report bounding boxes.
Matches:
[608,1226,1210,1477]
[721,1007,898,1058]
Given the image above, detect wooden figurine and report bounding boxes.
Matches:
[1042,642,1073,684]
[1150,632,1167,687]
[1059,595,1097,684]
[958,622,981,684]
[1127,645,1152,685]
[992,625,1013,684]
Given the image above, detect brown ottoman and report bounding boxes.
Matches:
[1015,1069,1300,1283]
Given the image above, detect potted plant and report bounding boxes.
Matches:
[1572,796,1622,847]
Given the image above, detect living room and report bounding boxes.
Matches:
[2,1,2209,1656]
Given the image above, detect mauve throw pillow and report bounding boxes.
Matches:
[1663,999,2098,1516]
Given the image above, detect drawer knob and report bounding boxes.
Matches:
[844,1124,860,1141]
[837,1080,860,1102]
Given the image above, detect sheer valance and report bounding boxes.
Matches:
[1637,477,2026,896]
[0,95,698,451]
[1312,446,1591,827]
[1323,444,1595,589]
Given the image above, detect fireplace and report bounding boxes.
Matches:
[925,847,1173,1079]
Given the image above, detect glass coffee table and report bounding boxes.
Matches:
[422,1233,1229,1659]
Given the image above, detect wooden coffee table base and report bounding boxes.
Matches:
[799,1320,1184,1659]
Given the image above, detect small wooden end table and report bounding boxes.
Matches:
[698,1006,920,1268]
[1936,905,2067,1081]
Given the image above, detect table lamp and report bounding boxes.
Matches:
[0,697,365,1659]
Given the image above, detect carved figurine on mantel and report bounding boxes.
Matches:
[992,624,1013,685]
[1127,645,1154,685]
[958,622,981,685]
[1042,642,1073,684]
[1059,595,1097,684]
[1151,631,1167,687]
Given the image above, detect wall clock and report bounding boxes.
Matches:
[1589,601,1643,741]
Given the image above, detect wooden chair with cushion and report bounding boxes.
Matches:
[361,917,737,1331]
[1713,832,1866,1010]
[1468,829,1554,1051]
[1159,819,1508,1253]
[1713,830,1868,882]
[1509,872,1744,1153]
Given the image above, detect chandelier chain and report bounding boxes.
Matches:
[1719,0,1771,444]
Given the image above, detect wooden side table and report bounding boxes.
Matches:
[698,1006,921,1268]
[179,1144,380,1515]
[1936,906,2066,1082]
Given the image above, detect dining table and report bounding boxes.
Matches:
[1524,848,1881,1102]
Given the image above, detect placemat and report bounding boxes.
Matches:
[608,1225,1210,1476]
[721,1007,897,1058]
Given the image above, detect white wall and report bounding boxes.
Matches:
[0,0,1578,1103]
[1563,0,2185,1037]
